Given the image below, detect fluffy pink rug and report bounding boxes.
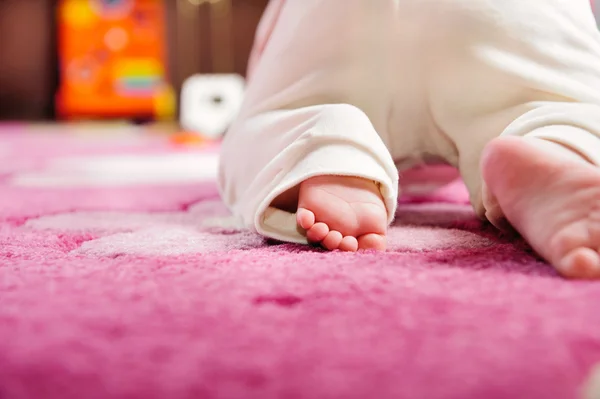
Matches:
[1,124,600,399]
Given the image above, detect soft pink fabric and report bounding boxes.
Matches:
[1,124,600,399]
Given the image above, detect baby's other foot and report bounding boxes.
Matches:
[296,176,388,251]
[482,136,600,279]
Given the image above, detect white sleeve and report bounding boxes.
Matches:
[218,104,399,244]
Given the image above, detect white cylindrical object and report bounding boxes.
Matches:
[180,73,245,139]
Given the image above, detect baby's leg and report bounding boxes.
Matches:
[427,0,600,277]
[219,0,399,251]
[245,0,388,250]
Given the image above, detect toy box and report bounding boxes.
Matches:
[55,0,175,120]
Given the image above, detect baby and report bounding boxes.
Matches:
[218,0,600,279]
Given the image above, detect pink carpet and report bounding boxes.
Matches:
[1,124,600,399]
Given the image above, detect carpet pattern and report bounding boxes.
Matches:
[1,124,600,399]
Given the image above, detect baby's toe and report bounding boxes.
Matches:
[306,222,329,243]
[339,236,359,252]
[357,233,386,251]
[297,208,316,230]
[558,247,600,279]
[322,230,343,250]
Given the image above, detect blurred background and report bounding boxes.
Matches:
[0,0,267,122]
[2,0,600,124]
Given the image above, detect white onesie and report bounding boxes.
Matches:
[218,0,600,244]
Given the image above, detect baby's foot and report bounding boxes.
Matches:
[482,136,600,278]
[296,176,388,251]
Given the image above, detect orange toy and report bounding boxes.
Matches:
[169,131,206,146]
[55,0,175,120]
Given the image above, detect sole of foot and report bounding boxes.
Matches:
[482,136,600,279]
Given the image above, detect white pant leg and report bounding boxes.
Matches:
[245,0,284,79]
[425,0,600,221]
[218,0,400,243]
